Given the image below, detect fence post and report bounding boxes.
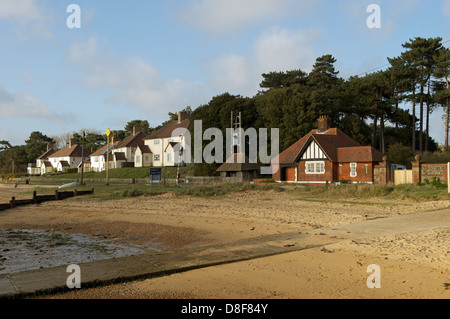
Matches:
[74,189,78,197]
[55,190,59,200]
[10,197,15,209]
[448,162,449,194]
[33,191,37,204]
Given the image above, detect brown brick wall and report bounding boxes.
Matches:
[337,162,375,183]
[420,163,448,183]
[297,161,334,183]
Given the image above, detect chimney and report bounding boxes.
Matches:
[317,115,331,133]
[133,125,142,136]
[69,139,76,148]
[178,111,188,123]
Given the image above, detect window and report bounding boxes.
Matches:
[154,154,160,161]
[154,140,160,145]
[136,156,141,163]
[167,153,173,162]
[350,163,357,177]
[145,156,149,162]
[305,161,325,174]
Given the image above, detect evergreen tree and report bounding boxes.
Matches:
[433,47,450,151]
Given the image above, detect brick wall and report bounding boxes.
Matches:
[297,161,334,183]
[412,162,448,184]
[337,162,375,183]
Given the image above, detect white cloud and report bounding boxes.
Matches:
[0,84,71,123]
[178,0,317,35]
[66,37,211,124]
[207,26,319,96]
[0,0,53,40]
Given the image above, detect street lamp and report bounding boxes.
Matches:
[80,131,85,186]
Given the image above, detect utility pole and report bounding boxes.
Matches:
[80,131,85,186]
[231,111,242,154]
[105,128,111,185]
[11,159,14,175]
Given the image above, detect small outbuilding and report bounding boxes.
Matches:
[216,153,260,182]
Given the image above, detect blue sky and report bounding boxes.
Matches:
[0,0,449,146]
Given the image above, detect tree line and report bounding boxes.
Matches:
[1,36,448,175]
[188,36,449,174]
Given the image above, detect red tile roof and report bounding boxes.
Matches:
[43,161,53,168]
[137,145,152,154]
[91,141,121,157]
[277,128,383,164]
[116,132,148,149]
[37,148,56,160]
[59,161,70,167]
[217,154,260,172]
[49,144,91,158]
[113,152,127,161]
[147,119,190,140]
[337,146,384,163]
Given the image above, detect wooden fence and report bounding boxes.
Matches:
[0,188,94,212]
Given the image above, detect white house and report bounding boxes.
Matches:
[90,141,120,172]
[111,125,148,168]
[144,112,190,167]
[135,145,153,168]
[29,146,56,175]
[45,139,91,173]
[40,161,53,175]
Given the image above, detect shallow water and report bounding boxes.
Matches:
[0,229,163,275]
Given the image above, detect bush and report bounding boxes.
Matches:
[387,143,414,167]
[66,168,78,174]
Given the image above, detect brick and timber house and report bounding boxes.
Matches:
[273,116,385,184]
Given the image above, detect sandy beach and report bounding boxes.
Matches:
[0,183,449,299]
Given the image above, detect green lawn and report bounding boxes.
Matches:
[37,166,196,180]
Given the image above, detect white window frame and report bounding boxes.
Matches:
[154,154,160,161]
[350,163,357,177]
[154,140,160,145]
[305,161,326,175]
[136,155,141,163]
[167,153,173,162]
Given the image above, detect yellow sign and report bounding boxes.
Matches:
[105,128,111,137]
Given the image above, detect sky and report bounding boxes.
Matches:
[0,0,449,147]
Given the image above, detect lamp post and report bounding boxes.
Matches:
[80,131,85,186]
[105,128,111,185]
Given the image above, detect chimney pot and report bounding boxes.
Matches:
[317,115,331,133]
[178,111,188,123]
[133,125,142,136]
